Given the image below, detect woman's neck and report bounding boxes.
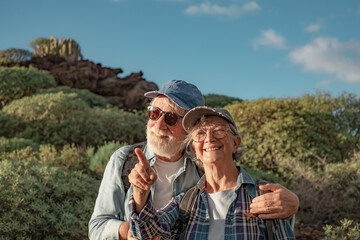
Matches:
[204,162,239,193]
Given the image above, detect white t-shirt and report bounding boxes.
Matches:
[152,157,184,210]
[207,187,236,240]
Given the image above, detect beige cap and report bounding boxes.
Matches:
[182,106,239,135]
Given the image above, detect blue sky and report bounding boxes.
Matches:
[1,0,360,100]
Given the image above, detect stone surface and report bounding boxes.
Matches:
[2,55,158,110]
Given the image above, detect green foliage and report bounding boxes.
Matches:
[283,150,360,224]
[37,144,88,171]
[2,92,146,147]
[241,165,285,186]
[322,219,360,240]
[87,141,127,177]
[0,158,99,239]
[36,86,111,108]
[1,144,87,171]
[0,48,32,64]
[204,93,242,108]
[0,66,56,106]
[0,111,21,137]
[0,136,40,153]
[28,37,48,50]
[226,93,360,177]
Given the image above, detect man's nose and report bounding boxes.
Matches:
[154,114,168,129]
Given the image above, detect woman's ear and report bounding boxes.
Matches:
[233,136,241,153]
[190,143,195,153]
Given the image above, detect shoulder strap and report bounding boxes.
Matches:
[256,179,275,240]
[122,141,147,191]
[175,185,199,239]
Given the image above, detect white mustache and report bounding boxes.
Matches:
[151,129,172,138]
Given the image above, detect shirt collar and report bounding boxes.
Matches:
[196,166,256,192]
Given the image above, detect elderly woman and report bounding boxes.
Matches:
[128,106,295,239]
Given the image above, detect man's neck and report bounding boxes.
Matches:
[155,151,184,162]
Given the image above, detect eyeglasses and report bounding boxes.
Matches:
[147,106,184,126]
[192,127,229,143]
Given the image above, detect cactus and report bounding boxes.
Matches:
[29,36,83,61]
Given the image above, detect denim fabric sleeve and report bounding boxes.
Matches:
[129,194,183,240]
[88,146,131,240]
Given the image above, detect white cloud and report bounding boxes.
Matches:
[184,2,260,17]
[316,79,333,87]
[289,37,360,83]
[305,23,321,32]
[253,29,287,49]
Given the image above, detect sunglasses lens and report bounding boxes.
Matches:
[148,109,160,120]
[164,112,178,126]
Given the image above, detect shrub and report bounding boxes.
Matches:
[87,141,127,177]
[226,93,360,178]
[283,150,360,224]
[0,159,99,239]
[36,86,111,108]
[0,136,40,153]
[0,48,32,64]
[2,92,146,147]
[322,219,360,240]
[1,144,87,171]
[0,66,56,107]
[0,111,21,137]
[93,107,146,145]
[204,93,242,108]
[37,144,87,171]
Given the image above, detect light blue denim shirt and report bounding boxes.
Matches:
[88,143,201,240]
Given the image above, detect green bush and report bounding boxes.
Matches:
[1,144,87,171]
[204,93,242,108]
[0,159,99,239]
[2,92,146,147]
[0,48,32,64]
[283,150,360,224]
[0,136,40,153]
[226,93,360,178]
[92,107,147,145]
[36,144,88,171]
[87,141,127,177]
[0,111,21,137]
[36,86,111,108]
[322,219,360,240]
[0,66,56,107]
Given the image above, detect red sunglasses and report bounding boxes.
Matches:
[147,106,184,126]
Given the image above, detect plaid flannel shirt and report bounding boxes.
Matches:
[129,167,295,240]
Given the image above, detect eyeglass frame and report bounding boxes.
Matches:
[147,105,184,126]
[191,126,233,143]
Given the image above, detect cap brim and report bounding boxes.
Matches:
[182,106,234,133]
[144,91,161,98]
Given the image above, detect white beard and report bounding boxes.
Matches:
[147,126,186,160]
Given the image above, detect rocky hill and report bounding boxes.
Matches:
[2,55,158,110]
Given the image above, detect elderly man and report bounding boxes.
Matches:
[88,80,299,240]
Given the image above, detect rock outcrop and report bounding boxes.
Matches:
[4,55,158,110]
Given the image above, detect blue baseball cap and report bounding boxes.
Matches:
[144,80,204,110]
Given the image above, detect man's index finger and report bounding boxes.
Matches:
[134,148,150,168]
